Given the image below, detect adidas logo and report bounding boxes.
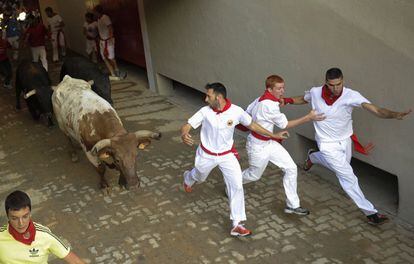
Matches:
[29,248,39,257]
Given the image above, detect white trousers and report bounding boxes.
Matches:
[99,39,115,60]
[86,39,97,55]
[242,136,300,209]
[310,137,377,215]
[184,146,246,222]
[31,46,48,71]
[51,31,66,62]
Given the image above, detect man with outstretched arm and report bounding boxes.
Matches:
[282,67,411,225]
[181,82,289,237]
[241,75,325,216]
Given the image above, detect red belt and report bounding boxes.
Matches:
[100,37,113,58]
[200,143,239,159]
[251,131,282,143]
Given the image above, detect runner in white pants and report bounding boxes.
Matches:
[45,7,66,62]
[181,82,288,237]
[242,75,325,215]
[285,67,411,225]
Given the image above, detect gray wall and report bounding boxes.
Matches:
[143,0,414,223]
[50,0,89,56]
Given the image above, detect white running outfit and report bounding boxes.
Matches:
[184,102,252,222]
[242,95,300,209]
[46,14,65,61]
[304,86,377,215]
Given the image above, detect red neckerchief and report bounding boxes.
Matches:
[8,220,36,245]
[212,99,231,114]
[259,90,280,102]
[321,85,342,105]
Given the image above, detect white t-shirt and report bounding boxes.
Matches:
[83,21,98,39]
[97,14,112,40]
[46,14,63,33]
[304,86,370,142]
[188,104,252,153]
[246,97,288,131]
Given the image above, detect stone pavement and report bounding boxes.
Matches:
[0,60,413,264]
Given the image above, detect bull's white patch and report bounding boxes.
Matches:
[52,76,122,167]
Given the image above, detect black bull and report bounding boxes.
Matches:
[15,61,54,127]
[60,56,113,104]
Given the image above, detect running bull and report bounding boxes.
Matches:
[52,75,161,190]
[15,61,54,127]
[60,56,112,104]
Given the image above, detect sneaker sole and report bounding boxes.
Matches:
[230,232,252,237]
[367,219,389,226]
[284,209,310,216]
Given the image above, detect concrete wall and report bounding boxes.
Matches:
[39,0,59,25]
[142,0,414,223]
[39,0,89,56]
[55,0,88,55]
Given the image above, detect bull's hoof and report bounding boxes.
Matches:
[100,180,111,195]
[100,187,111,195]
[47,119,54,128]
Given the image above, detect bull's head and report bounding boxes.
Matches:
[91,130,161,189]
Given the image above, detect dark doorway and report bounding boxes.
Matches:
[100,0,146,68]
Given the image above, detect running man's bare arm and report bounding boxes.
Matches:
[285,110,325,129]
[362,103,412,120]
[247,122,289,139]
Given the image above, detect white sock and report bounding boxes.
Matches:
[232,220,239,228]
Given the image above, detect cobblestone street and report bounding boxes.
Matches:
[0,60,413,264]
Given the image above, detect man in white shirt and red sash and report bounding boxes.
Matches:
[241,75,325,216]
[45,7,65,63]
[284,68,411,225]
[181,82,289,237]
[93,5,126,80]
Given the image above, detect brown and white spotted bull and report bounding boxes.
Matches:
[52,75,161,190]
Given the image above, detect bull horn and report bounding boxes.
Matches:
[87,80,94,86]
[51,86,57,91]
[134,130,161,140]
[24,90,36,99]
[91,139,111,155]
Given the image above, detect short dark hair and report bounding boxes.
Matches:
[5,190,31,215]
[94,4,104,14]
[45,7,53,13]
[205,82,227,99]
[85,12,94,20]
[325,68,343,81]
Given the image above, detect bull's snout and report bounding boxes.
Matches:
[154,132,162,140]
